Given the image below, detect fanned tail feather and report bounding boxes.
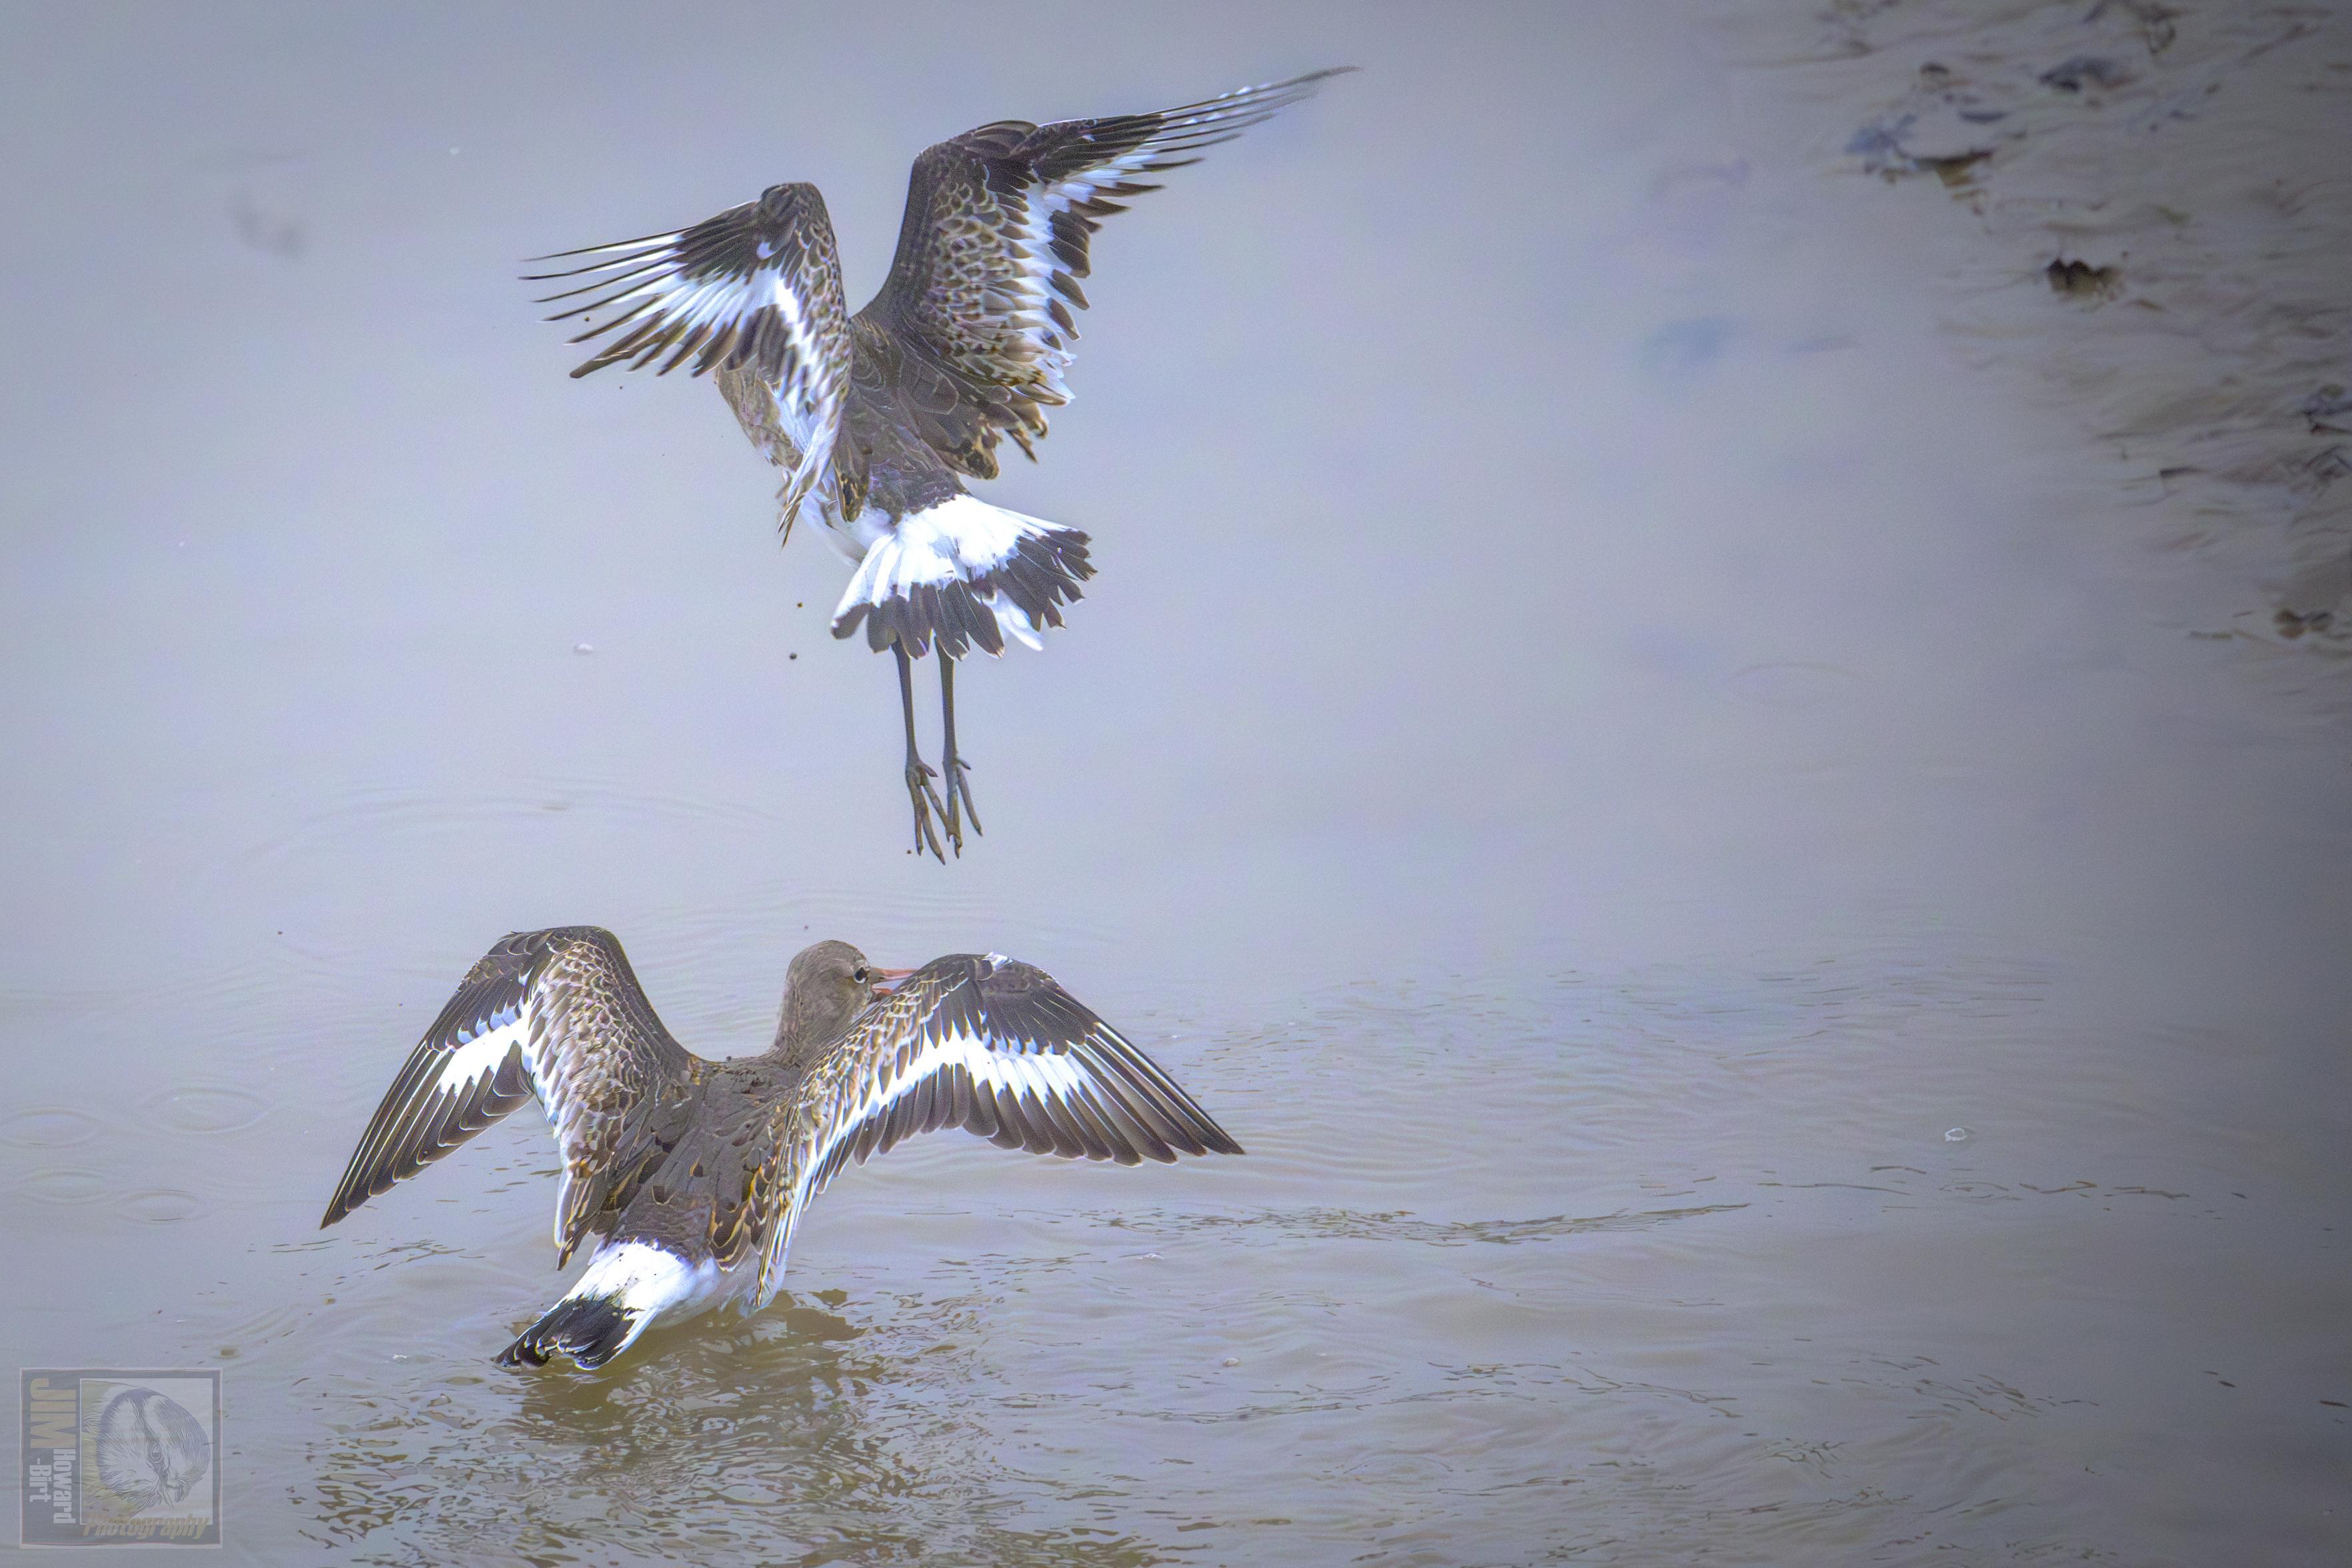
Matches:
[494,1241,712,1371]
[497,1296,640,1371]
[832,494,1092,659]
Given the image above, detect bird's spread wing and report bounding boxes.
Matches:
[527,183,854,517]
[320,927,695,1263]
[858,69,1347,479]
[753,953,1243,1305]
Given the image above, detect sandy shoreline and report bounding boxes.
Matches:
[1719,0,2351,687]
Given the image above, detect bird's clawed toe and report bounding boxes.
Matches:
[905,758,948,862]
[942,755,982,855]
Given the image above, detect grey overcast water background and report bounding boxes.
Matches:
[3,1,2349,1563]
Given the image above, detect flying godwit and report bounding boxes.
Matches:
[527,70,1347,858]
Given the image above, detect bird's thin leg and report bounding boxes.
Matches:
[897,643,946,863]
[940,653,982,853]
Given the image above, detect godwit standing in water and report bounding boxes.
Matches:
[527,70,1348,858]
[320,928,1242,1369]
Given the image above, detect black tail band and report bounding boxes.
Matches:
[496,1295,637,1370]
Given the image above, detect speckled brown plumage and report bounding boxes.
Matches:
[320,927,696,1264]
[321,929,1242,1361]
[533,70,1348,539]
[526,72,1346,862]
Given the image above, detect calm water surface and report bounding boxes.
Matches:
[3,3,2347,1563]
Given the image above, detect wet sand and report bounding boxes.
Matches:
[1729,0,2352,671]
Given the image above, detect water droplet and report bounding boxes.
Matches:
[1221,1357,1240,1367]
[1945,1126,1971,1143]
[573,642,596,655]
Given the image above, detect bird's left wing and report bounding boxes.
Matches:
[527,183,854,517]
[751,953,1243,1305]
[319,927,695,1263]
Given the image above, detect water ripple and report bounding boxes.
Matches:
[0,1107,103,1149]
[143,1085,272,1134]
[121,1188,208,1223]
[24,1168,109,1205]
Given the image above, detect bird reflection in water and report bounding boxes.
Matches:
[296,1291,1164,1565]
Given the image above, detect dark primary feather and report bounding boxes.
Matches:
[527,183,851,383]
[527,185,854,517]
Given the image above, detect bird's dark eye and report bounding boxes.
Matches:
[854,966,868,983]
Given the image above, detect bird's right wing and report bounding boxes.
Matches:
[320,927,695,1263]
[526,183,856,519]
[751,953,1243,1306]
[856,70,1347,479]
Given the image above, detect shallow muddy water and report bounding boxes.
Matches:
[3,3,2347,1563]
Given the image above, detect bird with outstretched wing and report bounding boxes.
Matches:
[321,929,1242,1369]
[527,69,1349,859]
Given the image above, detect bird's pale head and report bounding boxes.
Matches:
[774,941,909,1059]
